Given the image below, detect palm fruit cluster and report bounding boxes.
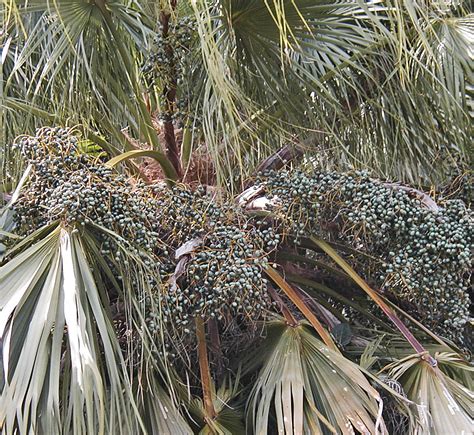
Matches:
[258,169,472,342]
[146,187,279,338]
[11,128,278,347]
[144,16,198,126]
[144,16,196,80]
[12,128,161,257]
[11,128,472,346]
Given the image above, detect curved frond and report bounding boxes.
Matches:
[384,352,473,435]
[246,321,386,434]
[0,224,190,434]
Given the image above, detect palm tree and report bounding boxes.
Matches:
[2,0,472,187]
[0,1,472,434]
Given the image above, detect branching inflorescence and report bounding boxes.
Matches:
[258,170,472,341]
[11,129,472,350]
[12,128,278,347]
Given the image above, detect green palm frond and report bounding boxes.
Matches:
[189,0,378,190]
[3,1,139,117]
[246,320,386,434]
[1,0,178,179]
[0,225,130,433]
[3,0,472,187]
[383,352,473,435]
[329,1,473,183]
[412,12,473,100]
[188,374,245,435]
[141,376,193,435]
[435,352,474,391]
[0,224,189,434]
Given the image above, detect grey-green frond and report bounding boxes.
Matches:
[246,321,386,435]
[383,352,473,435]
[0,224,190,434]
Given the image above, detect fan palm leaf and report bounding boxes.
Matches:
[329,1,473,183]
[0,224,190,434]
[246,320,386,434]
[383,352,473,434]
[189,0,379,190]
[188,374,245,435]
[1,0,181,180]
[3,0,472,186]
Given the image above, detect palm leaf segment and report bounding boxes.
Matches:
[247,321,385,435]
[384,352,473,435]
[0,224,191,434]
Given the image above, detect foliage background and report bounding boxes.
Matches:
[0,1,473,434]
